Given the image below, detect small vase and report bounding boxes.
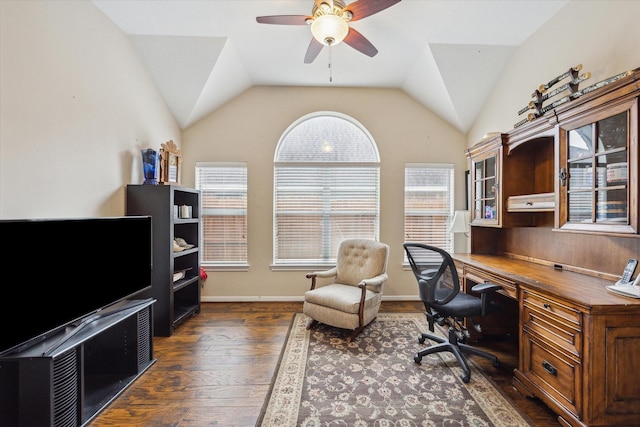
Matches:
[141,149,159,185]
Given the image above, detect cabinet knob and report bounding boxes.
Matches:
[543,303,551,309]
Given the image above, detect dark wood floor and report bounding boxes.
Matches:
[89,301,560,426]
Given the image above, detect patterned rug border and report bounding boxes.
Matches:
[256,312,534,427]
[256,313,298,426]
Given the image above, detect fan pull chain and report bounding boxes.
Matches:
[328,43,333,82]
[327,40,333,83]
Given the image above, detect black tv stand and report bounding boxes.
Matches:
[0,298,156,427]
[42,298,153,357]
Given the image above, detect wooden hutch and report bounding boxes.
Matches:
[454,68,640,427]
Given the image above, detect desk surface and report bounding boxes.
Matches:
[451,253,640,313]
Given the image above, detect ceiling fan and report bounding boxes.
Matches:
[256,0,402,64]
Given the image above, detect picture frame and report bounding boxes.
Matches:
[159,140,182,185]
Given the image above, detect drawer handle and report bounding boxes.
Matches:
[526,201,533,206]
[543,303,551,309]
[542,360,557,376]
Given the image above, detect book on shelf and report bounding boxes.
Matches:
[173,267,192,282]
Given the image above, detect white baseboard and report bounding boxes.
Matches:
[200,295,420,303]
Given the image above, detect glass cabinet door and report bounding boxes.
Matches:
[559,99,637,234]
[471,149,500,226]
[474,156,497,220]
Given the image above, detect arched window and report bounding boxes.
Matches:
[273,112,380,266]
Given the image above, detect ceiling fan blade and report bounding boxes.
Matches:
[256,15,310,25]
[343,27,378,57]
[304,38,324,64]
[344,0,401,22]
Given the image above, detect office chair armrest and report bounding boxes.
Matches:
[471,282,502,293]
[359,273,388,291]
[471,282,502,315]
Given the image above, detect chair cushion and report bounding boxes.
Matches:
[432,289,499,318]
[303,300,381,330]
[304,284,381,314]
[335,239,388,286]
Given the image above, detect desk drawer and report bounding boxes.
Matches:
[522,289,582,356]
[507,192,555,212]
[521,332,581,418]
[522,290,581,327]
[464,266,517,299]
[522,305,582,357]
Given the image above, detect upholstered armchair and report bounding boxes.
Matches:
[303,239,390,341]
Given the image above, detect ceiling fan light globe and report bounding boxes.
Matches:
[310,14,348,46]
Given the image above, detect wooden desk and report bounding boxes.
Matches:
[452,253,640,427]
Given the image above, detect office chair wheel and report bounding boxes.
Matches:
[493,359,500,368]
[418,335,426,344]
[414,353,423,364]
[461,373,470,383]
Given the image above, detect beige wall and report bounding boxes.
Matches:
[1,1,639,301]
[0,0,180,218]
[182,87,467,300]
[468,0,640,146]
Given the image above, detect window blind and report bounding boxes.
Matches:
[404,163,454,261]
[274,112,380,265]
[195,162,247,266]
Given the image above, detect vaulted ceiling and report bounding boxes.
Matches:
[92,0,569,132]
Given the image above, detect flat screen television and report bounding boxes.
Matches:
[0,216,152,356]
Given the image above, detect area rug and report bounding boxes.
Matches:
[256,312,533,427]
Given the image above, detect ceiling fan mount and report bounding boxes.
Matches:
[256,0,401,64]
[309,0,352,23]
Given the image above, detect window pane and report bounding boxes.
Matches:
[598,111,627,151]
[275,115,377,163]
[568,190,592,222]
[596,188,628,223]
[195,162,248,265]
[485,157,496,178]
[566,111,629,225]
[404,164,455,258]
[274,113,380,264]
[275,165,379,263]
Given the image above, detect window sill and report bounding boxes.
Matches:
[271,263,335,272]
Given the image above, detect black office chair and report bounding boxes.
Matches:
[403,242,502,383]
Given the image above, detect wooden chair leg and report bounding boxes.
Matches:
[306,319,318,330]
[347,316,377,342]
[347,327,362,342]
